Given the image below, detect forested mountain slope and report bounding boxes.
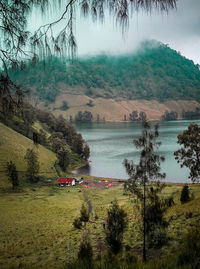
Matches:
[10,40,200,102]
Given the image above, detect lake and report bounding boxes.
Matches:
[73,120,200,183]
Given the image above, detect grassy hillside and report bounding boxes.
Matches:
[0,122,57,188]
[0,180,200,268]
[10,40,200,103]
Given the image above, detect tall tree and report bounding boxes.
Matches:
[174,123,200,183]
[82,143,90,160]
[124,120,165,261]
[57,148,70,171]
[24,148,40,183]
[6,161,19,189]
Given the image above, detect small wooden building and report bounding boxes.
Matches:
[57,177,75,186]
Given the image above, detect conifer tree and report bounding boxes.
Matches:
[6,161,19,189]
[124,120,166,261]
[105,200,127,254]
[24,148,40,183]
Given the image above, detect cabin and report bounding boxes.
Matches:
[57,177,75,187]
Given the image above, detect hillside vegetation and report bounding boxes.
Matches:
[0,97,90,189]
[10,40,200,102]
[0,122,57,188]
[0,181,200,268]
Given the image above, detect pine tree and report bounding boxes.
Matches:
[80,203,89,222]
[24,149,40,183]
[124,120,166,261]
[105,200,127,254]
[6,161,19,189]
[180,185,190,204]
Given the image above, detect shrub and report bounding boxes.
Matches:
[177,228,200,267]
[73,217,82,229]
[148,225,168,249]
[185,211,193,219]
[180,185,190,204]
[105,200,127,254]
[80,203,89,222]
[6,161,19,189]
[24,149,40,183]
[78,233,93,266]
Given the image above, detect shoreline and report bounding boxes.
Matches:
[69,166,194,185]
[70,162,193,185]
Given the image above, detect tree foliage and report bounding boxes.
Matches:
[80,203,89,222]
[180,185,190,204]
[174,123,200,183]
[57,148,70,171]
[182,107,200,120]
[145,185,174,248]
[162,110,178,121]
[105,200,127,254]
[9,41,200,103]
[24,148,40,183]
[77,232,93,266]
[75,110,93,122]
[0,0,176,68]
[6,161,19,189]
[124,120,166,260]
[1,1,176,114]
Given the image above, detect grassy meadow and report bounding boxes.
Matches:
[0,177,200,268]
[0,122,200,268]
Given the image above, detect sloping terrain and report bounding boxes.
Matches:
[0,122,57,188]
[10,40,200,103]
[44,94,199,121]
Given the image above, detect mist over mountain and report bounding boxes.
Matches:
[10,40,200,103]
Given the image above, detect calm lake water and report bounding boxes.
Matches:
[73,120,200,183]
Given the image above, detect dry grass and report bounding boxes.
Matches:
[41,93,200,122]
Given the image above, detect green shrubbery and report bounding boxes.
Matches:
[180,185,190,204]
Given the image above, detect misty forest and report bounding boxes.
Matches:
[1,0,200,269]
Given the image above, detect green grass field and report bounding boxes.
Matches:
[0,122,200,268]
[0,181,200,269]
[0,122,57,188]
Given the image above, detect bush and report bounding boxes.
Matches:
[6,161,19,189]
[185,211,193,219]
[177,228,200,267]
[105,200,127,254]
[73,217,82,229]
[77,233,93,266]
[180,185,190,204]
[80,204,89,222]
[24,149,40,183]
[148,225,168,249]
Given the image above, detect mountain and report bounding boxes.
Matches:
[10,40,200,103]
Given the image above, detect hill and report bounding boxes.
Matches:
[0,122,57,188]
[10,40,200,103]
[49,94,199,122]
[0,99,89,188]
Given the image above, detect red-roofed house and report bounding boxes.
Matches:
[57,177,75,186]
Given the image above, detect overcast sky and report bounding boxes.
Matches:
[30,0,200,63]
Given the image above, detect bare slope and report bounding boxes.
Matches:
[43,94,199,122]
